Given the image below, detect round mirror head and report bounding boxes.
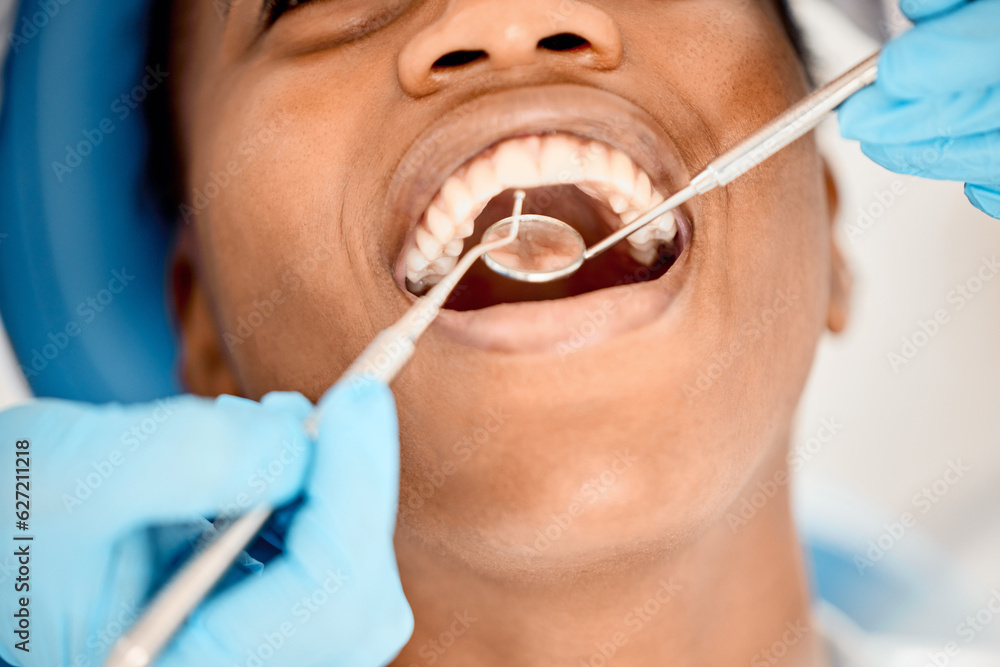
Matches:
[481,214,586,283]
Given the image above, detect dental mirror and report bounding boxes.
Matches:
[481,214,586,283]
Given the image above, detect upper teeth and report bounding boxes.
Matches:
[405,134,678,291]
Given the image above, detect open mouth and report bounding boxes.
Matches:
[385,86,695,353]
[396,133,689,312]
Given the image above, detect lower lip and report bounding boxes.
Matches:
[436,266,687,353]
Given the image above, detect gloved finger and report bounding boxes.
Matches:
[858,133,1000,183]
[3,394,313,534]
[839,84,1000,144]
[899,0,965,21]
[965,183,1000,218]
[877,0,1000,99]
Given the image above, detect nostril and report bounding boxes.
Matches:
[537,33,591,52]
[432,50,489,70]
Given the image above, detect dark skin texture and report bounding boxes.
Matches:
[169,0,851,663]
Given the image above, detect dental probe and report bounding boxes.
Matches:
[482,51,881,283]
[105,192,527,667]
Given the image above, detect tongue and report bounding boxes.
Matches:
[444,186,677,312]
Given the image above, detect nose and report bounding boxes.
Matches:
[399,0,624,97]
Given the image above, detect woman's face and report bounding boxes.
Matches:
[173,0,846,577]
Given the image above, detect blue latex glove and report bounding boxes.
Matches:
[838,0,1000,219]
[0,380,412,667]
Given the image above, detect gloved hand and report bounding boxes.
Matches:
[0,380,412,667]
[838,0,1000,219]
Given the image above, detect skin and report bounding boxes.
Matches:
[169,0,851,664]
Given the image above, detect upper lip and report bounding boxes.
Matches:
[385,84,695,271]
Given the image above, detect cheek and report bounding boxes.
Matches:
[584,2,828,533]
[629,3,828,431]
[185,65,401,396]
[677,154,830,539]
[620,0,808,160]
[617,0,830,373]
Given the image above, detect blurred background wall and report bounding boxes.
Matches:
[790,0,1000,599]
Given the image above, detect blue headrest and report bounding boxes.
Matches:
[0,0,180,402]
